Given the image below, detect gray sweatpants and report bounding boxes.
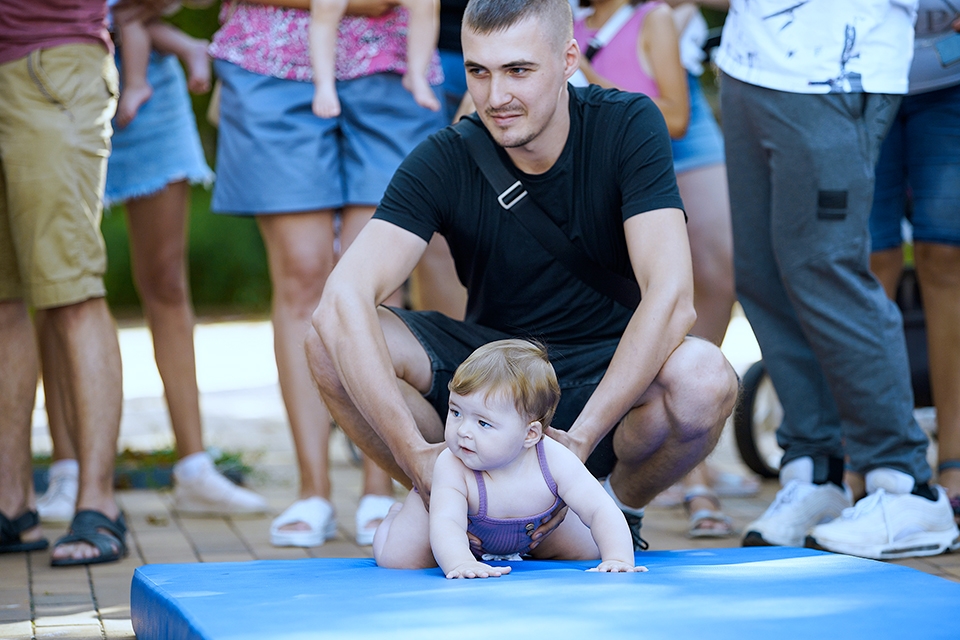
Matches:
[720,73,930,482]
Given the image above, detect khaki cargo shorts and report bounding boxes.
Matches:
[0,43,119,309]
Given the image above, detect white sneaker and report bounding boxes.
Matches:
[742,480,851,547]
[807,486,960,560]
[37,460,78,523]
[354,494,397,546]
[173,453,268,516]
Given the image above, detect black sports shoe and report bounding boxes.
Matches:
[623,510,649,551]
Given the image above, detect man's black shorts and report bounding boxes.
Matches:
[387,307,621,478]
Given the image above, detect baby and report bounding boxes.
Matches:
[112,1,211,128]
[374,338,647,578]
[309,0,441,118]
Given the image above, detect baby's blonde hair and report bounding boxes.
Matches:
[450,339,561,427]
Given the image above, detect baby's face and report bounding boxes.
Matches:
[445,390,533,471]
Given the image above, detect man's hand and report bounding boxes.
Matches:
[544,426,592,463]
[588,560,648,573]
[445,560,512,579]
[528,499,568,551]
[408,442,446,510]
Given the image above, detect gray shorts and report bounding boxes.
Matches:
[388,307,621,477]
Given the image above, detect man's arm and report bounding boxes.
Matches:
[313,219,442,494]
[550,207,696,461]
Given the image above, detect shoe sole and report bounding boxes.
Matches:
[742,531,786,547]
[805,532,960,560]
[270,520,338,548]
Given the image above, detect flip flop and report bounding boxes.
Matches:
[50,510,127,567]
[0,510,49,553]
[270,497,337,547]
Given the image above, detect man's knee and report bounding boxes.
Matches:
[661,337,738,434]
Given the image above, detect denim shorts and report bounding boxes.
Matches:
[870,82,960,251]
[671,73,725,175]
[105,52,214,206]
[212,61,447,215]
[388,308,621,478]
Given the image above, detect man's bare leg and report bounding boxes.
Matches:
[43,298,123,562]
[607,337,738,509]
[305,308,444,488]
[0,300,44,544]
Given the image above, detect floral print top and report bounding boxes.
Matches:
[208,2,442,84]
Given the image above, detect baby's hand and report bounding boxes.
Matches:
[445,561,512,579]
[588,560,648,573]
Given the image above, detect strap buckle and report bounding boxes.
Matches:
[497,181,528,210]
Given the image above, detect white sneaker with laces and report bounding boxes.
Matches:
[742,479,851,547]
[806,486,960,560]
[173,453,268,516]
[37,459,78,523]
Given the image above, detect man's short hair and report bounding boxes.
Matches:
[463,0,574,52]
[450,339,561,427]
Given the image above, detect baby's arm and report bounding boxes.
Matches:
[396,0,440,111]
[430,450,511,579]
[545,439,647,573]
[309,0,347,117]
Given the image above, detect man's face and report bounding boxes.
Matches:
[462,16,576,150]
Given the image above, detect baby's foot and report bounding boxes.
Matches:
[115,82,153,128]
[312,82,341,118]
[403,72,440,112]
[184,39,211,94]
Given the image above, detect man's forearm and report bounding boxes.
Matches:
[567,287,695,457]
[315,289,431,480]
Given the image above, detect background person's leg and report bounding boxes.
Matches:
[258,211,337,539]
[0,300,44,546]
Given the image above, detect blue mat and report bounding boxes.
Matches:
[131,547,960,640]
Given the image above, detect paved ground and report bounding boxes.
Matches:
[3,314,957,640]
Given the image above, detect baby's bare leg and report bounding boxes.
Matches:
[310,0,347,118]
[146,21,211,93]
[398,0,440,111]
[116,20,153,128]
[373,489,436,569]
[528,509,600,561]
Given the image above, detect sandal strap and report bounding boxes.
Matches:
[0,510,40,543]
[53,510,126,557]
[683,485,721,511]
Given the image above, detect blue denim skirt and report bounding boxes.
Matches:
[105,52,213,206]
[671,73,725,175]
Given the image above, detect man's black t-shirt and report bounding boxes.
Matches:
[374,84,683,345]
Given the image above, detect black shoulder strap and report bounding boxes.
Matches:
[454,118,640,310]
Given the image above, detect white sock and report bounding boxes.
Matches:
[174,451,214,481]
[865,467,916,495]
[603,477,645,517]
[49,458,79,480]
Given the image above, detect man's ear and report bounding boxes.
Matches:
[563,38,581,81]
[524,421,544,447]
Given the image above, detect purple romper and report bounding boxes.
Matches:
[467,439,561,559]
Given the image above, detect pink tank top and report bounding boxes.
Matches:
[574,2,661,98]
